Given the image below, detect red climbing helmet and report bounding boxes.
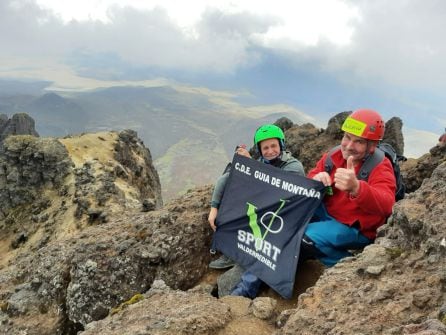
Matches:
[341,109,385,141]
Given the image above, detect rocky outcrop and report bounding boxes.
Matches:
[4,159,443,334]
[113,129,162,209]
[0,129,165,333]
[64,130,162,223]
[276,162,446,335]
[80,282,233,335]
[80,281,278,335]
[0,113,39,142]
[383,116,405,156]
[401,144,446,193]
[0,130,162,272]
[1,115,445,335]
[0,184,211,334]
[0,135,72,220]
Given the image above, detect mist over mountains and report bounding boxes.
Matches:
[0,79,312,200]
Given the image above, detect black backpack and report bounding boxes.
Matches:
[324,143,407,201]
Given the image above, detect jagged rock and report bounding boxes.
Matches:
[0,185,213,333]
[10,232,28,249]
[0,135,72,220]
[391,319,446,335]
[274,117,294,132]
[284,123,327,171]
[325,111,351,137]
[0,113,39,142]
[0,130,167,333]
[383,117,404,156]
[0,115,442,335]
[114,129,162,209]
[401,143,446,193]
[0,113,8,124]
[0,130,163,258]
[276,162,446,335]
[81,289,232,335]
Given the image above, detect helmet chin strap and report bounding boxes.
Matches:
[280,139,286,151]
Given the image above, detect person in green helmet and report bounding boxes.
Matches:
[208,124,305,269]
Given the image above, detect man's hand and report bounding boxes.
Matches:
[208,207,218,231]
[334,156,360,196]
[312,171,332,186]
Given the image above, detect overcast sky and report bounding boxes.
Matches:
[1,0,445,157]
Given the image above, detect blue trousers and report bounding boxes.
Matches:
[305,204,372,267]
[231,204,372,298]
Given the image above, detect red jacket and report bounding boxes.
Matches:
[308,148,396,239]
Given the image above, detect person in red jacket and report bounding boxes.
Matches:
[302,109,396,266]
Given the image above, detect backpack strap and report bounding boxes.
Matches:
[358,147,385,181]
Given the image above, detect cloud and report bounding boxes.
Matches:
[309,0,446,91]
[0,1,281,76]
[403,127,439,158]
[0,1,60,58]
[3,0,446,88]
[1,0,446,133]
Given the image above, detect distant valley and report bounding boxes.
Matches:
[0,80,314,200]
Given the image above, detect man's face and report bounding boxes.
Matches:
[340,132,376,163]
[259,138,281,160]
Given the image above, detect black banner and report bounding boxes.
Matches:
[213,154,325,298]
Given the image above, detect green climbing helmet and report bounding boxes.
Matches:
[254,124,285,150]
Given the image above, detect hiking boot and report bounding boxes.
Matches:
[209,255,235,269]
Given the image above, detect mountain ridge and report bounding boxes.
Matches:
[0,82,312,200]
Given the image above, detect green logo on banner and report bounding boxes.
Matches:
[246,199,287,250]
